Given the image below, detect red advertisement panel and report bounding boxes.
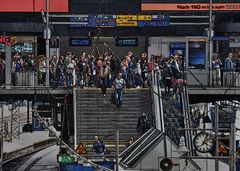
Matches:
[141,3,240,11]
[0,0,68,12]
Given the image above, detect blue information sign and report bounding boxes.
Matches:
[32,117,44,131]
[70,16,89,27]
[70,14,170,28]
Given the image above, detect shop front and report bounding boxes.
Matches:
[0,35,37,59]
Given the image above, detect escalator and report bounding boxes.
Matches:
[161,92,185,145]
[117,71,200,170]
[119,128,164,168]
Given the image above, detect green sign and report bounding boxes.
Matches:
[58,154,75,164]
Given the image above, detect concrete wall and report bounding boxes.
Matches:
[60,36,146,59]
[148,36,186,57]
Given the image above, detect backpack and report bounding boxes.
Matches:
[15,62,21,72]
[236,59,240,68]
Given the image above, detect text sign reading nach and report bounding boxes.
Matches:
[0,36,19,46]
[141,3,240,11]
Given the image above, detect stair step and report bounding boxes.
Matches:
[76,89,152,145]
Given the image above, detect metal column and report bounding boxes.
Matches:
[5,45,11,89]
[73,88,77,149]
[45,0,50,86]
[115,130,119,171]
[214,103,219,171]
[0,104,3,171]
[230,123,236,171]
[208,0,213,86]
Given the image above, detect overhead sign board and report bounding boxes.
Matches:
[70,14,170,28]
[70,16,89,27]
[138,15,170,27]
[116,15,138,27]
[0,0,68,12]
[141,3,240,11]
[116,15,138,21]
[138,15,152,21]
[97,14,116,27]
[117,21,138,27]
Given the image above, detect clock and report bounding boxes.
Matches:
[193,132,215,153]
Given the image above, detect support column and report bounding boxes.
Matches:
[45,0,50,86]
[208,0,213,87]
[5,45,11,89]
[115,129,119,171]
[214,103,219,171]
[230,123,236,171]
[73,88,77,149]
[0,104,3,171]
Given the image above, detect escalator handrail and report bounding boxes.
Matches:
[120,128,157,162]
[125,132,164,166]
[119,127,155,158]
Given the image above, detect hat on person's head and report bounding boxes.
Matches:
[228,53,233,57]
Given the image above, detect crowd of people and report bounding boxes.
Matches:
[212,52,240,87]
[0,51,151,88]
[1,50,240,92]
[0,50,185,90]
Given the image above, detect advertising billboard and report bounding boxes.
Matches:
[188,38,206,69]
[141,3,240,11]
[0,0,68,12]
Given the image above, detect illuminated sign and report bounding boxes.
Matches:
[116,15,138,21]
[141,3,240,11]
[57,154,75,164]
[117,21,138,27]
[98,15,116,27]
[69,38,92,46]
[0,36,19,46]
[70,14,170,28]
[116,15,138,27]
[138,15,152,21]
[0,0,68,12]
[188,38,206,69]
[70,16,89,27]
[116,38,138,46]
[138,15,169,27]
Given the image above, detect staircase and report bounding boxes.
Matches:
[162,92,185,145]
[76,88,152,155]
